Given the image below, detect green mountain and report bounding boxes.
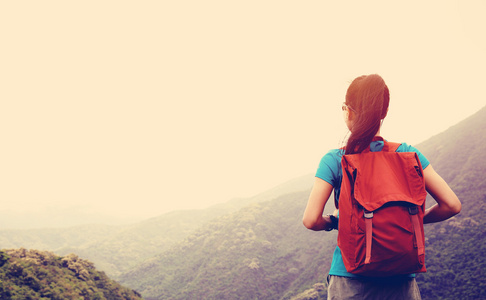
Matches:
[119,191,337,300]
[118,106,486,300]
[0,248,141,300]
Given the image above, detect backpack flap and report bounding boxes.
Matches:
[348,151,427,210]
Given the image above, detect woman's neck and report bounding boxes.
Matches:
[375,129,381,137]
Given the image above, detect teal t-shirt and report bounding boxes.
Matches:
[315,140,430,278]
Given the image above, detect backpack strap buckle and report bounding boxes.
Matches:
[364,210,374,219]
[408,206,419,215]
[408,206,425,256]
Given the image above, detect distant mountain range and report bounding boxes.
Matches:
[1,106,485,299]
[0,172,313,277]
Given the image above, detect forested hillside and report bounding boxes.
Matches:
[119,191,337,300]
[0,248,141,300]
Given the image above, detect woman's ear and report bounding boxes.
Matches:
[344,109,349,120]
[347,109,355,121]
[343,109,354,131]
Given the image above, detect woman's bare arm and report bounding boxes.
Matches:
[423,165,461,224]
[303,177,335,231]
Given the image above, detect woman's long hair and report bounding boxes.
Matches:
[345,74,390,154]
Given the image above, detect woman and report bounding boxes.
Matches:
[302,74,461,300]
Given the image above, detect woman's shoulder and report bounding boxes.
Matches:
[395,142,421,153]
[327,148,345,156]
[395,142,430,169]
[321,148,345,162]
[316,148,345,185]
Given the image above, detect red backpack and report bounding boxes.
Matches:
[338,137,427,277]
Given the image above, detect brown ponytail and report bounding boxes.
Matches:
[344,74,390,154]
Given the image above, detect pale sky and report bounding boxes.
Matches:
[1,1,485,220]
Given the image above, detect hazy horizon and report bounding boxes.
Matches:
[1,1,485,229]
[0,106,481,229]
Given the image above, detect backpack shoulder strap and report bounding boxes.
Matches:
[387,142,401,152]
[372,137,401,153]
